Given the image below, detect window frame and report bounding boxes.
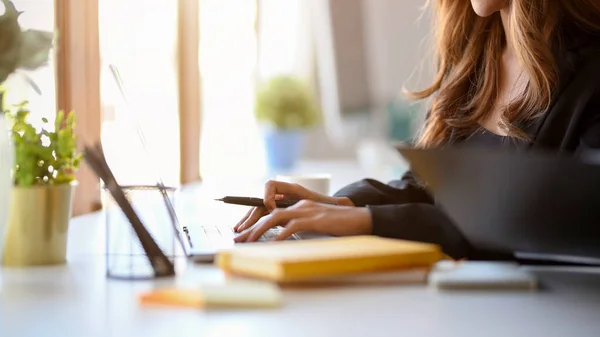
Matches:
[54,0,202,215]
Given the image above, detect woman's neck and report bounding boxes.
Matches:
[479,6,527,136]
[500,7,514,57]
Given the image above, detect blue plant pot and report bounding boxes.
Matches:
[263,128,303,172]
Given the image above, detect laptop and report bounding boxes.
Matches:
[106,64,299,263]
[396,145,600,265]
[176,208,300,263]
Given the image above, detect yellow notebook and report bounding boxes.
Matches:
[139,281,283,309]
[215,236,442,283]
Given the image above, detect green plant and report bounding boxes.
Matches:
[254,75,320,129]
[0,0,55,98]
[9,101,82,187]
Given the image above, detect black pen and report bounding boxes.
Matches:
[215,196,335,208]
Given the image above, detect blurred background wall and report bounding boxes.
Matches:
[5,0,436,199]
[304,0,433,160]
[95,0,437,182]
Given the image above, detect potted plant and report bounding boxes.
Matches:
[254,75,320,171]
[0,0,56,264]
[2,102,81,266]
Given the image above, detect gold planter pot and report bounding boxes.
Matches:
[2,183,76,266]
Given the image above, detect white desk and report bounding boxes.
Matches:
[2,162,600,337]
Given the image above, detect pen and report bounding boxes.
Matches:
[215,196,335,208]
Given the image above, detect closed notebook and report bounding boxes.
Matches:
[216,236,442,283]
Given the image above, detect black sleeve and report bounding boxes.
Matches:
[333,109,434,207]
[333,172,472,259]
[577,86,600,151]
[332,109,472,259]
[333,171,434,206]
[366,203,471,259]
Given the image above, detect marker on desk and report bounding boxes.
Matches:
[215,196,336,208]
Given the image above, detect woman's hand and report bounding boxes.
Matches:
[234,200,372,242]
[233,180,353,233]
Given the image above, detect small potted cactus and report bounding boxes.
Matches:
[254,75,320,172]
[2,102,82,266]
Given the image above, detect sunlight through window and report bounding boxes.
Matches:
[199,0,266,182]
[99,0,180,187]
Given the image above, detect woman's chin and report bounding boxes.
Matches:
[470,0,509,17]
[471,6,497,17]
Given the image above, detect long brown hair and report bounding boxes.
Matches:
[409,0,600,147]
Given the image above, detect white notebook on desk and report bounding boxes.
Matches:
[428,261,538,290]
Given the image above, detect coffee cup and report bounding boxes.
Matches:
[275,174,331,195]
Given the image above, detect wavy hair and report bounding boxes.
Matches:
[409,0,600,147]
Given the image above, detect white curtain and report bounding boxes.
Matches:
[256,0,314,81]
[198,0,266,183]
[257,0,344,144]
[198,0,345,183]
[306,0,345,144]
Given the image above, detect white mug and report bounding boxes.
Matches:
[275,174,331,196]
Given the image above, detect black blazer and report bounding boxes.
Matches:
[334,29,600,259]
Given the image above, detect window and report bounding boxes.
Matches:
[198,0,266,182]
[198,0,318,182]
[99,0,180,187]
[257,0,314,80]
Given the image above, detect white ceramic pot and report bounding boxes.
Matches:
[0,113,14,263]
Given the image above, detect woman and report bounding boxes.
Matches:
[233,0,600,259]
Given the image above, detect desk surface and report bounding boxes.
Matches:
[2,161,600,337]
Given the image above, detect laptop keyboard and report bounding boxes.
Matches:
[258,226,300,241]
[184,224,299,250]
